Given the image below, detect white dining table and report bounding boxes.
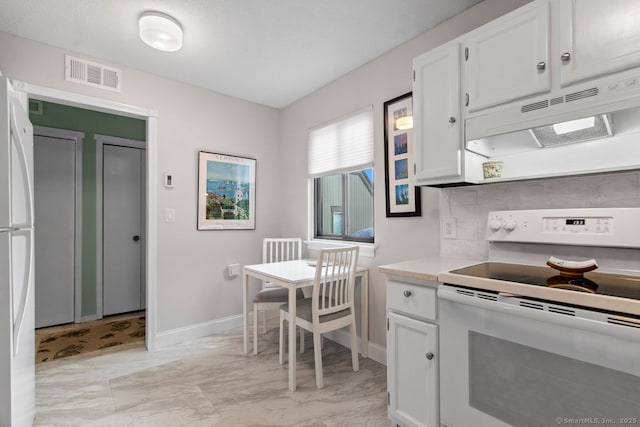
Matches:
[242,259,369,391]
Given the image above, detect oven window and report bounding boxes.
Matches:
[468,331,640,426]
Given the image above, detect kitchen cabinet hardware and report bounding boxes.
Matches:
[448,116,456,123]
[561,52,571,62]
[465,93,469,106]
[426,352,434,360]
[464,47,469,61]
[403,290,413,297]
[132,235,140,242]
[536,61,546,70]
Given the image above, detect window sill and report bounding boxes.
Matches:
[305,239,376,258]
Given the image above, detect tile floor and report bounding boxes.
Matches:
[35,324,388,426]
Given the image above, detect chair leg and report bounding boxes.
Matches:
[299,328,305,353]
[261,310,267,334]
[253,304,259,355]
[349,317,359,372]
[279,312,285,365]
[313,332,324,389]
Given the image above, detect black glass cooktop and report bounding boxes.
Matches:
[449,262,640,301]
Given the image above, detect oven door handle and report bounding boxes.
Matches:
[438,286,640,341]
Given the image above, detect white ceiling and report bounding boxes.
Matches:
[0,0,482,108]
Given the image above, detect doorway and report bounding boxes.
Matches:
[23,80,158,352]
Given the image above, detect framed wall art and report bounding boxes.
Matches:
[197,151,256,230]
[383,92,421,217]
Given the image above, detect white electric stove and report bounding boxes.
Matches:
[437,208,640,427]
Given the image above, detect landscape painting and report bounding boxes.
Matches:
[197,152,256,230]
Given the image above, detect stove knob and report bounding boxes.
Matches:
[489,219,503,232]
[504,219,517,232]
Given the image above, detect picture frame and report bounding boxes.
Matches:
[197,151,256,230]
[383,92,421,217]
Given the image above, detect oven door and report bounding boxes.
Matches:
[438,285,640,427]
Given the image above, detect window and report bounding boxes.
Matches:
[309,107,374,243]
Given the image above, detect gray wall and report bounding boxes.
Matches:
[279,0,531,347]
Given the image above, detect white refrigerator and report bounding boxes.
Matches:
[0,74,35,427]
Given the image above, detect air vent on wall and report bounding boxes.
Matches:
[65,55,121,93]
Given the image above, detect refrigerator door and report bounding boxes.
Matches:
[0,75,35,427]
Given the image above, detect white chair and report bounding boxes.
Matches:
[279,246,360,389]
[253,238,304,355]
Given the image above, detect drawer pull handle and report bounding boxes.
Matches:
[403,290,413,297]
[426,352,434,360]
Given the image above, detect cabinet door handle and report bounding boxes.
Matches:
[448,116,456,124]
[536,61,546,70]
[426,352,434,360]
[465,93,469,107]
[403,290,413,298]
[561,52,571,62]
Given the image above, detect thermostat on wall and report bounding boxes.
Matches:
[164,173,174,188]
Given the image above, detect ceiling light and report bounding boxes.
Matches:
[552,116,595,135]
[395,116,413,130]
[139,11,183,52]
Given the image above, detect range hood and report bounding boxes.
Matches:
[464,70,640,182]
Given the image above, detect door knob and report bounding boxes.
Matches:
[132,235,140,242]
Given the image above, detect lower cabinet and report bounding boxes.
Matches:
[387,280,439,427]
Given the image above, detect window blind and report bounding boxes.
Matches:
[308,106,374,176]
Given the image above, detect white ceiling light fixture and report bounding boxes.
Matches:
[139,11,183,52]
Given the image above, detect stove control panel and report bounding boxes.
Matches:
[486,208,639,248]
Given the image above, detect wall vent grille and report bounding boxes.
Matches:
[521,100,549,113]
[65,55,121,93]
[565,87,598,102]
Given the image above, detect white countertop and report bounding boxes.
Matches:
[378,257,484,282]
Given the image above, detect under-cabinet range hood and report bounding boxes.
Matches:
[464,70,640,183]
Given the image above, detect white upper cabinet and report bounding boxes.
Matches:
[465,1,551,112]
[558,0,640,86]
[413,42,462,184]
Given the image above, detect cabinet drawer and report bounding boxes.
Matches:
[387,280,437,321]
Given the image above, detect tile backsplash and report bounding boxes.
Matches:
[439,171,640,259]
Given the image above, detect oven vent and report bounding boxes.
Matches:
[548,306,576,316]
[477,293,498,302]
[565,87,598,103]
[521,100,549,113]
[64,54,121,93]
[455,289,475,298]
[607,316,640,329]
[519,301,543,310]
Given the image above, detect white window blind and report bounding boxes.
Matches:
[308,107,374,176]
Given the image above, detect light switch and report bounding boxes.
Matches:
[442,217,457,239]
[228,264,241,276]
[165,208,176,223]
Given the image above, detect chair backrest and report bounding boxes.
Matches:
[262,238,302,264]
[311,246,359,320]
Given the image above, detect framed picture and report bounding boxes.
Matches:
[383,92,421,217]
[197,151,256,230]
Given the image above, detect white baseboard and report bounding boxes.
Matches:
[153,314,243,348]
[323,329,387,366]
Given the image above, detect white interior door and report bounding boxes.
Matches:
[0,75,35,427]
[103,144,144,316]
[34,135,76,328]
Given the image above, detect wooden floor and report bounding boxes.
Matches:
[35,311,145,363]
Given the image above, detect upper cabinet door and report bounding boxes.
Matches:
[559,0,640,86]
[413,42,462,183]
[465,1,551,112]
